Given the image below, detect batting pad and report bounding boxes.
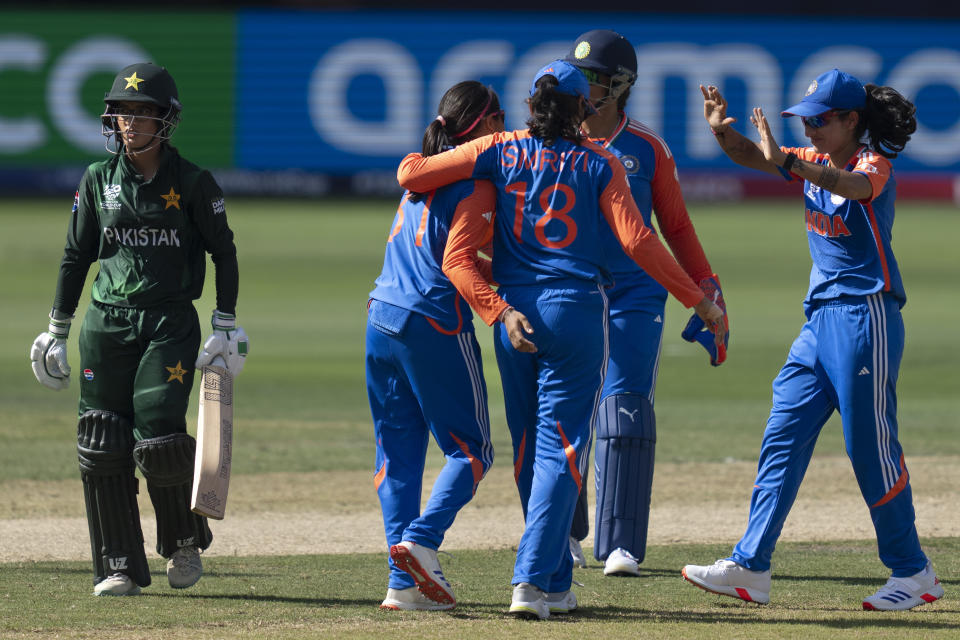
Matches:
[77,410,151,588]
[593,394,656,562]
[133,434,213,557]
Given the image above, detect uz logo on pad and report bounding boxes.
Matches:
[108,556,128,570]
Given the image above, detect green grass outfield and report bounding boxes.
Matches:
[0,198,957,637]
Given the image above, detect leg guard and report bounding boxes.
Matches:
[133,434,212,558]
[593,394,656,562]
[77,410,151,588]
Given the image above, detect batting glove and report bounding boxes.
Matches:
[30,311,72,390]
[196,309,249,377]
[681,274,729,366]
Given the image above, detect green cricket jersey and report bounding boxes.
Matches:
[53,146,238,316]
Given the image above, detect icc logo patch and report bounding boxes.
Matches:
[83,369,95,381]
[620,155,640,174]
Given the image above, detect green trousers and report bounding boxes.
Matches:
[78,301,200,440]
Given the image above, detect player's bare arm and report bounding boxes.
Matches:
[751,106,873,200]
[701,85,779,175]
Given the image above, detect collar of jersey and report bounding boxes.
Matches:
[584,112,629,149]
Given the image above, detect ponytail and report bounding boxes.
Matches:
[858,84,917,159]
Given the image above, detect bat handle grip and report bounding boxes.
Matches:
[209,356,227,368]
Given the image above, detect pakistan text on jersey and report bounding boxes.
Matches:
[103,226,181,247]
[806,209,852,238]
[500,145,591,173]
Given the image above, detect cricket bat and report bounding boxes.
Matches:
[190,356,234,519]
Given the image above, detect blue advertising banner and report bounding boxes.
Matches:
[237,11,960,174]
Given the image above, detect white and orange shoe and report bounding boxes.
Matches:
[380,586,455,611]
[389,541,456,607]
[863,562,944,611]
[682,559,771,604]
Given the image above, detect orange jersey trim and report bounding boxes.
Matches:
[442,180,509,326]
[591,139,703,308]
[373,462,386,491]
[450,432,485,495]
[872,454,908,508]
[513,430,527,485]
[556,421,582,491]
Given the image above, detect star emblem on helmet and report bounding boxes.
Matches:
[124,72,145,91]
[161,187,181,210]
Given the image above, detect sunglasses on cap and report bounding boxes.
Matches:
[801,109,852,129]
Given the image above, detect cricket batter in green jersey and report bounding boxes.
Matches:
[29,62,249,596]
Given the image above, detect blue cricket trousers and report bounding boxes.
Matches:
[366,308,493,590]
[732,293,927,576]
[495,282,608,593]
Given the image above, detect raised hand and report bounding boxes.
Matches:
[750,107,787,166]
[700,85,736,133]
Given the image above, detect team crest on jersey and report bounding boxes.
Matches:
[574,41,591,59]
[165,360,187,383]
[161,187,181,210]
[805,80,818,96]
[619,155,640,174]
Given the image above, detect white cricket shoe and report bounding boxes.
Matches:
[389,541,456,606]
[167,546,203,589]
[509,582,550,619]
[569,536,587,568]
[682,559,771,604]
[863,561,944,611]
[604,547,640,576]
[380,586,455,611]
[545,589,578,614]
[94,573,141,596]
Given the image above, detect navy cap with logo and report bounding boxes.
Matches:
[563,29,638,80]
[781,68,866,118]
[530,60,598,114]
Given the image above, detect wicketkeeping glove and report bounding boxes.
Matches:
[30,312,72,390]
[195,309,249,377]
[681,274,729,366]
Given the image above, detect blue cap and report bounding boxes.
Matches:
[781,69,866,118]
[530,60,598,114]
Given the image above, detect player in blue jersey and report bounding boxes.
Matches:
[398,60,726,619]
[366,81,504,612]
[562,29,728,577]
[682,70,943,610]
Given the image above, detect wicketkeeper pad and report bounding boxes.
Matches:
[133,433,213,558]
[593,394,656,562]
[77,410,151,588]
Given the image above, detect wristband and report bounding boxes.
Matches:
[211,309,236,331]
[498,306,514,323]
[47,310,72,339]
[711,127,727,136]
[782,152,798,173]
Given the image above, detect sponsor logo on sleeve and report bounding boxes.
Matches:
[211,197,225,215]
